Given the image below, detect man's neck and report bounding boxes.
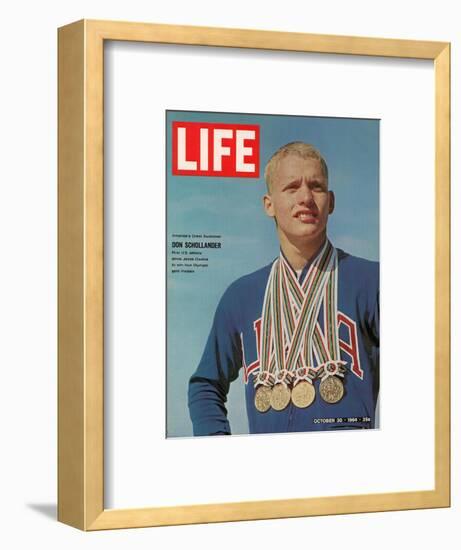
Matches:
[279,234,327,271]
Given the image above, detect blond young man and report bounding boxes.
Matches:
[189,142,379,435]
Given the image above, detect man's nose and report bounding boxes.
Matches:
[297,183,314,204]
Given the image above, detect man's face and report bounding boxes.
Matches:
[263,154,334,248]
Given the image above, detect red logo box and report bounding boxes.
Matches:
[172,121,260,178]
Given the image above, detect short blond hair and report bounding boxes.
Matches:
[264,142,329,193]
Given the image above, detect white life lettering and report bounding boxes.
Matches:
[236,130,256,172]
[177,127,197,170]
[213,129,233,171]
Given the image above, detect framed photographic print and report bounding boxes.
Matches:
[58,19,450,530]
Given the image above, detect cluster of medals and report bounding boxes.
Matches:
[253,240,347,413]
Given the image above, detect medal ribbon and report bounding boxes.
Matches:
[312,251,346,375]
[279,244,344,373]
[257,240,338,387]
[255,262,277,388]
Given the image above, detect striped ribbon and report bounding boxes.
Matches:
[256,240,342,387]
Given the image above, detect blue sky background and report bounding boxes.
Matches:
[166,110,379,437]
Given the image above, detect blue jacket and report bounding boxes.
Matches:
[188,249,379,435]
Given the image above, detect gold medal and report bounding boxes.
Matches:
[254,385,272,413]
[291,380,316,408]
[319,376,344,404]
[270,383,291,411]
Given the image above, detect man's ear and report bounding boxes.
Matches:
[328,190,335,215]
[263,194,275,218]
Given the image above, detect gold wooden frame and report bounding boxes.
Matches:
[58,19,450,530]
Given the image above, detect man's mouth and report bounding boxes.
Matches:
[295,210,318,223]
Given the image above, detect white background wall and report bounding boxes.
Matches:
[0,0,458,548]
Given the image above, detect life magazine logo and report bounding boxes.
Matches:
[172,121,260,178]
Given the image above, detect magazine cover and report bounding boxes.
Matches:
[166,110,379,438]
